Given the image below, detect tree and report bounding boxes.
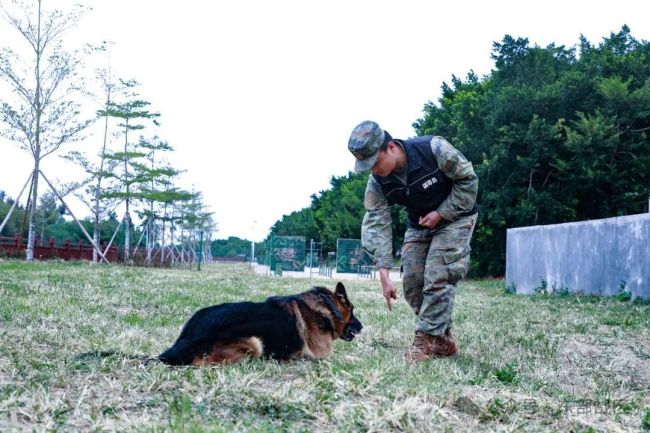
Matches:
[35,190,64,243]
[62,147,119,261]
[175,191,216,265]
[0,193,27,237]
[268,207,318,242]
[211,236,252,258]
[86,61,121,262]
[135,135,190,264]
[265,27,648,277]
[0,0,93,260]
[413,26,649,276]
[102,80,160,262]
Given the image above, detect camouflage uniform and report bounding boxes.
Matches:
[361,136,478,337]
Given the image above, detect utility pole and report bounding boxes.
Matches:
[250,220,257,271]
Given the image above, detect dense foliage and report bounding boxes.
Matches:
[415,26,649,275]
[265,27,650,276]
[210,236,252,258]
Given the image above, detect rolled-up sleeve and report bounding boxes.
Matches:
[361,176,393,269]
[431,136,478,222]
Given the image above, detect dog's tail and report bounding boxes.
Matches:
[72,350,160,365]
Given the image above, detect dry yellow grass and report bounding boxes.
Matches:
[0,260,649,432]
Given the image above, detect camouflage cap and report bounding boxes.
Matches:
[348,120,385,172]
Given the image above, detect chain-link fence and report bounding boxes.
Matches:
[319,251,336,277]
[305,239,321,268]
[268,236,306,272]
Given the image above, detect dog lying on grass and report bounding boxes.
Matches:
[78,282,362,365]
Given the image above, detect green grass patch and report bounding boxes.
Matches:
[0,260,648,432]
[643,409,650,430]
[493,363,519,385]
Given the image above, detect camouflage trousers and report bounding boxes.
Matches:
[401,213,477,337]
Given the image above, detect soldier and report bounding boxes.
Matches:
[347,120,478,362]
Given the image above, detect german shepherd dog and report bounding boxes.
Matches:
[154,282,362,365]
[77,283,362,365]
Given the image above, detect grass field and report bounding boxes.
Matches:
[1,260,649,432]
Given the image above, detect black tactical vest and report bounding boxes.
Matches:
[373,136,476,228]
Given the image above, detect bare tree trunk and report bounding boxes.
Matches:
[124,210,130,262]
[26,168,40,261]
[147,151,155,264]
[146,221,152,263]
[123,118,130,262]
[160,203,167,266]
[169,220,175,266]
[180,228,186,265]
[93,105,111,263]
[26,0,43,262]
[93,219,100,262]
[191,231,197,264]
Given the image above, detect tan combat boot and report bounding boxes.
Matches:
[404,329,458,363]
[403,331,435,363]
[430,328,458,357]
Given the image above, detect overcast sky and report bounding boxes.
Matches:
[1,0,649,241]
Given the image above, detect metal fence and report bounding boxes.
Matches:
[319,251,336,277]
[0,235,207,267]
[268,236,306,272]
[336,238,372,274]
[306,239,321,268]
[0,236,120,261]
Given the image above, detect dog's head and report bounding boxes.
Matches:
[332,282,363,341]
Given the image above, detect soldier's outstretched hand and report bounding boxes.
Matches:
[379,268,397,311]
[383,283,397,311]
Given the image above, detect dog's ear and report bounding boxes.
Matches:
[318,293,343,322]
[335,282,348,303]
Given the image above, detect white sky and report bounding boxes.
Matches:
[1,0,649,241]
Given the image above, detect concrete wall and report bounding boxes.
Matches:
[506,212,650,299]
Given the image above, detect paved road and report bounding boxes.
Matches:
[251,264,402,282]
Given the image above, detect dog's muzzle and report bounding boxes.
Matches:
[341,316,363,341]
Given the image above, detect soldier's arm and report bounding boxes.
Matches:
[431,136,478,222]
[361,176,393,269]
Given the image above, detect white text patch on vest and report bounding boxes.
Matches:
[422,178,439,189]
